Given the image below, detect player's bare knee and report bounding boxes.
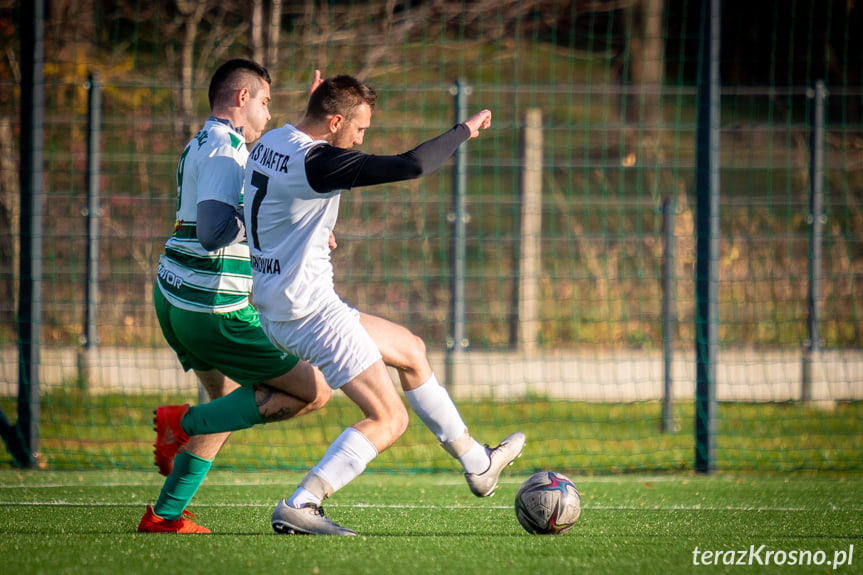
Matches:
[402,333,429,372]
[372,403,409,445]
[390,404,410,439]
[308,383,332,411]
[305,367,331,409]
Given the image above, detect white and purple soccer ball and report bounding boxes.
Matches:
[514,471,581,535]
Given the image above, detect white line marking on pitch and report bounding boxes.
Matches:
[1,501,857,512]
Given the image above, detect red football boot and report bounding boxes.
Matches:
[153,404,191,476]
[137,505,210,534]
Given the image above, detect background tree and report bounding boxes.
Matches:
[251,0,281,71]
[172,0,248,140]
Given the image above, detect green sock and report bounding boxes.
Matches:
[153,451,212,520]
[182,385,264,435]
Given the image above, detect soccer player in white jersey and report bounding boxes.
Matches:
[138,60,332,534]
[245,75,526,536]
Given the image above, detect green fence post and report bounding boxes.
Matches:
[79,72,102,393]
[445,79,471,389]
[695,0,721,474]
[662,196,677,433]
[17,0,45,468]
[802,79,826,403]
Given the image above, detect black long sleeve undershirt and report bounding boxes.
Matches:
[305,123,471,193]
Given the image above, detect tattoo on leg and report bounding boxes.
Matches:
[262,405,302,422]
[255,384,276,408]
[255,384,303,423]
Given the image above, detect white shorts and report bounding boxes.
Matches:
[259,299,382,390]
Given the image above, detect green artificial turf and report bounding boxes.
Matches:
[5,393,862,473]
[1,469,861,574]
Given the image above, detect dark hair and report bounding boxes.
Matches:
[305,75,377,122]
[208,58,271,110]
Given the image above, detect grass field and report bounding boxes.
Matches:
[4,393,862,473]
[1,469,861,574]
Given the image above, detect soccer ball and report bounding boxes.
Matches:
[514,471,581,535]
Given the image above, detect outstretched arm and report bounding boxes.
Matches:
[306,110,493,192]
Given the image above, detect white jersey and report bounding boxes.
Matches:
[157,118,252,313]
[244,124,340,320]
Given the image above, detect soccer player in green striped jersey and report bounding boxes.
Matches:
[139,60,331,534]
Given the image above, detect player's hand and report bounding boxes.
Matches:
[464,109,492,139]
[310,70,323,95]
[328,232,337,250]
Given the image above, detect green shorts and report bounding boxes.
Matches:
[154,286,299,386]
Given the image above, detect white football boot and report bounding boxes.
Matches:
[271,499,357,536]
[464,431,526,497]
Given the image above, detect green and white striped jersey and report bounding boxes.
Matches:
[157,118,252,313]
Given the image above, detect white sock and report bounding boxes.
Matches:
[459,442,492,475]
[287,427,378,508]
[287,486,320,508]
[405,375,490,474]
[405,375,467,442]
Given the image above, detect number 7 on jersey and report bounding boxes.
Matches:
[249,170,269,251]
